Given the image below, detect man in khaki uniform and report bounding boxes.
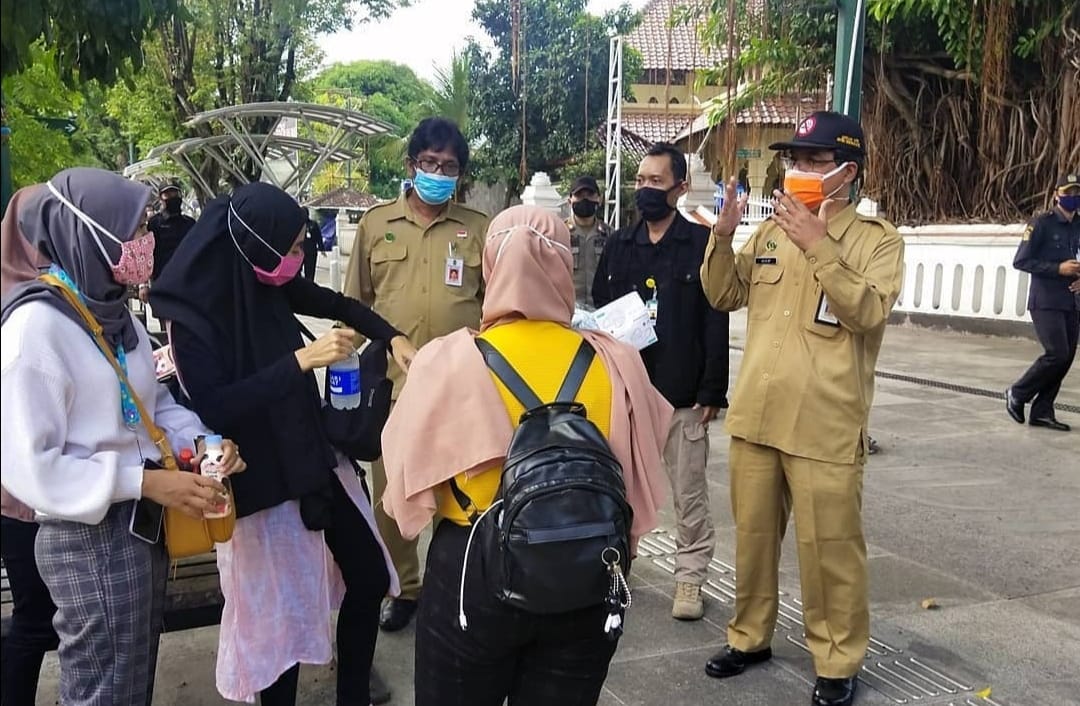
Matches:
[700,112,904,706]
[344,117,489,632]
[565,175,611,308]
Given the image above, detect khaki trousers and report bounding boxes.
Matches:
[662,407,716,585]
[726,437,869,678]
[371,453,422,600]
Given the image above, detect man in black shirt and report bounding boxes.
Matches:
[1007,172,1080,431]
[593,142,729,621]
[147,183,197,281]
[139,184,197,330]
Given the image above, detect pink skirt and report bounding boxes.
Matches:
[214,456,399,702]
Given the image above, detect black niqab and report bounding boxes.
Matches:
[151,182,337,509]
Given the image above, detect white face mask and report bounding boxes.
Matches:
[488,225,572,267]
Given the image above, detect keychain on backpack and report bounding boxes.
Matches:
[602,547,631,641]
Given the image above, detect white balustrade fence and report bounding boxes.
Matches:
[733,223,1032,324]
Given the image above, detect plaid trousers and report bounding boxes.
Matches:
[35,500,168,706]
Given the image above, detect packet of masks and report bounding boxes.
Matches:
[574,292,658,350]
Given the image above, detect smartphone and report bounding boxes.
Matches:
[130,459,165,544]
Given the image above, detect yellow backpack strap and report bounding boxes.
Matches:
[37,274,177,468]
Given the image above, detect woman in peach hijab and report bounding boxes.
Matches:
[381,204,673,706]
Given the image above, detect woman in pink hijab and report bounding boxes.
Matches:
[381,204,672,706]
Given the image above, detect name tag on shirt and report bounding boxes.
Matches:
[755,256,778,265]
[815,292,840,326]
[445,257,464,287]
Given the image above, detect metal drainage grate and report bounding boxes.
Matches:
[637,531,1005,706]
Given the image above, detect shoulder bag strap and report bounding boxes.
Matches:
[474,337,544,410]
[38,274,177,469]
[554,340,596,404]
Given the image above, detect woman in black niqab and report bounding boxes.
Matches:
[150,181,414,706]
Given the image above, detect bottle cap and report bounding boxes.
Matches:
[204,434,224,446]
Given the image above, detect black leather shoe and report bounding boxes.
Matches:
[704,644,772,678]
[1030,417,1071,431]
[379,597,418,632]
[370,666,392,705]
[813,676,858,706]
[1005,388,1024,424]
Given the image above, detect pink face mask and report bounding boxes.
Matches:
[254,252,304,286]
[228,203,302,287]
[46,181,156,286]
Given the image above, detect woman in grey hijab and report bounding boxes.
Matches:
[0,168,247,706]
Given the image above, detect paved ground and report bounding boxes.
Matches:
[31,310,1080,706]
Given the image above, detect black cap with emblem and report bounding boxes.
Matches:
[1055,172,1079,193]
[769,111,866,156]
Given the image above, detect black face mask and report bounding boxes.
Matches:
[572,199,599,218]
[634,186,677,222]
[163,197,182,215]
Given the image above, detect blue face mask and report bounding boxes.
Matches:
[1059,194,1080,213]
[412,171,458,205]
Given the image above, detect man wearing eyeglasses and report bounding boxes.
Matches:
[344,117,489,634]
[700,111,904,706]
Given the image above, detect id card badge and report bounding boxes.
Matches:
[445,257,464,287]
[646,296,659,321]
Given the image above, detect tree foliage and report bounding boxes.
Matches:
[101,0,407,196]
[309,60,436,197]
[689,0,1080,224]
[466,0,643,199]
[1,0,176,85]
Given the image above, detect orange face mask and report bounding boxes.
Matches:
[782,163,851,211]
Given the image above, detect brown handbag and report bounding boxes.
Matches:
[39,274,235,557]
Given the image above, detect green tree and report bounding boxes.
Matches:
[101,0,408,197]
[466,0,643,202]
[310,59,436,197]
[1,0,175,85]
[429,50,472,133]
[0,45,128,187]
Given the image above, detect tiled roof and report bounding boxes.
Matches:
[622,110,697,145]
[734,94,827,125]
[624,0,726,71]
[673,93,828,140]
[307,187,379,209]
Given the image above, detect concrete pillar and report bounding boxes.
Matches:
[520,172,564,213]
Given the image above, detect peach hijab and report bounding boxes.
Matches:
[1,185,49,521]
[380,205,672,549]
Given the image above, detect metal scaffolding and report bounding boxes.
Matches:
[604,35,624,230]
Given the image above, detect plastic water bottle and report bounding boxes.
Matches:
[328,352,362,410]
[200,435,232,519]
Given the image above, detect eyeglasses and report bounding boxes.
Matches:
[780,155,838,172]
[412,158,462,177]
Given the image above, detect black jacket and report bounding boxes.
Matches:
[1014,209,1080,311]
[170,277,399,518]
[149,211,197,280]
[592,214,729,409]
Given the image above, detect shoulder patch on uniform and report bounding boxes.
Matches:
[1022,224,1033,241]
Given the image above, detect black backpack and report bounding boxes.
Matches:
[453,337,633,623]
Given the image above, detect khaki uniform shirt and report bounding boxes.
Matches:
[567,216,612,308]
[344,193,490,397]
[700,204,904,464]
